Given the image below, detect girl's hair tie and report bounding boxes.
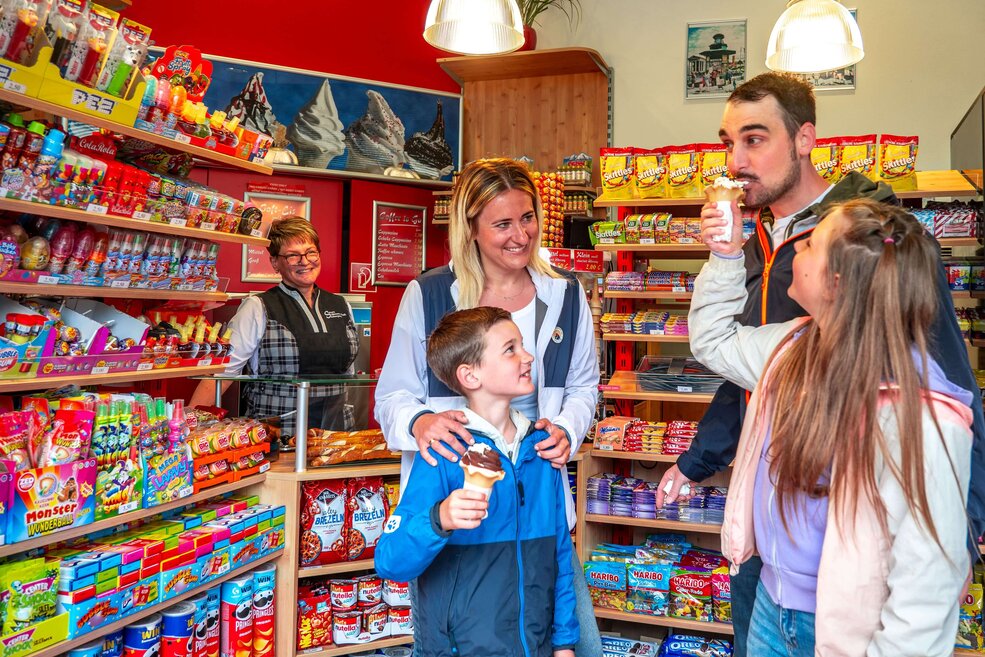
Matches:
[884,237,895,244]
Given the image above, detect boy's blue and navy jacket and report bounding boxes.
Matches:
[375,424,579,657]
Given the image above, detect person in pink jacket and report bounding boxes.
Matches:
[689,198,973,657]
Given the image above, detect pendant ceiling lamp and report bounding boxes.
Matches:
[766,0,864,73]
[424,0,525,56]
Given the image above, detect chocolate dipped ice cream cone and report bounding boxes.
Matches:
[460,443,505,498]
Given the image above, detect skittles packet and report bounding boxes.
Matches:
[634,149,668,199]
[600,148,636,200]
[698,143,728,189]
[811,137,841,184]
[666,145,700,198]
[839,134,877,179]
[878,134,919,191]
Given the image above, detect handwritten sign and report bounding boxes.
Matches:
[372,202,426,287]
[241,191,311,283]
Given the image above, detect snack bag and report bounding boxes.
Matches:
[599,148,636,200]
[711,567,732,623]
[878,134,919,191]
[589,220,625,246]
[668,568,712,621]
[584,561,627,611]
[665,145,701,198]
[626,563,672,616]
[839,134,877,179]
[300,479,348,565]
[698,143,729,189]
[958,583,985,650]
[635,149,669,199]
[345,476,389,561]
[811,137,841,184]
[660,634,733,657]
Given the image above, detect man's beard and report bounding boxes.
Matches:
[741,145,802,210]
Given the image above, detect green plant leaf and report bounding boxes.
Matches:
[517,0,582,28]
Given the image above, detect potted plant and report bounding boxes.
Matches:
[516,0,582,51]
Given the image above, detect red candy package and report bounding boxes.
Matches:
[36,409,94,467]
[300,480,348,566]
[346,477,389,561]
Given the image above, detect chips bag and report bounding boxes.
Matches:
[600,148,636,200]
[666,145,701,198]
[811,137,841,184]
[839,134,877,179]
[345,476,389,561]
[698,143,729,189]
[300,480,348,565]
[635,149,669,199]
[878,134,919,191]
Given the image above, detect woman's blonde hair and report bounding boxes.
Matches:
[448,158,559,309]
[266,216,319,257]
[765,199,947,545]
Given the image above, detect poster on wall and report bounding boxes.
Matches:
[685,19,747,99]
[791,9,858,91]
[194,53,462,181]
[241,184,311,283]
[372,202,426,287]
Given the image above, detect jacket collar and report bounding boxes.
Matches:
[463,407,536,464]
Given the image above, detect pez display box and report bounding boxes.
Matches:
[7,458,97,543]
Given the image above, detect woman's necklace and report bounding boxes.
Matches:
[489,276,530,301]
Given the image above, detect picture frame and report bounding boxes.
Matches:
[791,9,859,91]
[371,202,427,287]
[686,19,747,99]
[241,192,312,283]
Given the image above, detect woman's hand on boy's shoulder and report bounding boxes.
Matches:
[534,419,571,469]
[412,410,474,466]
[439,489,489,531]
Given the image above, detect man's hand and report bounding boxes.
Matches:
[412,410,474,466]
[656,464,696,507]
[700,199,744,257]
[438,489,488,531]
[534,419,571,469]
[553,650,575,657]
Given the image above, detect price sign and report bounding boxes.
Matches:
[38,275,59,285]
[3,80,25,94]
[86,203,108,215]
[371,201,426,287]
[91,366,110,375]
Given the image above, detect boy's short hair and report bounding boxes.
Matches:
[427,306,512,396]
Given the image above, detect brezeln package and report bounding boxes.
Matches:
[811,137,842,185]
[697,143,728,189]
[634,148,668,199]
[599,148,636,200]
[838,134,877,179]
[878,134,919,191]
[665,145,701,198]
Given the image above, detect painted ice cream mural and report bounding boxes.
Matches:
[288,80,346,168]
[344,90,406,174]
[405,102,454,179]
[224,72,279,137]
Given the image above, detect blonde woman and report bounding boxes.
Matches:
[375,158,601,656]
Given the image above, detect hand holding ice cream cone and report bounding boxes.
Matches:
[437,443,506,529]
[702,176,746,253]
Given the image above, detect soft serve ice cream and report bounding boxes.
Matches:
[705,177,746,242]
[460,443,505,499]
[344,90,406,174]
[287,80,346,168]
[404,101,454,180]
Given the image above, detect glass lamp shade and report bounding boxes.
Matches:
[766,0,864,73]
[424,0,525,56]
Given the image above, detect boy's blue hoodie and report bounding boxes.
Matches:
[375,410,579,657]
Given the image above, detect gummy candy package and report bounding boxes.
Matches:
[811,137,841,185]
[600,148,636,201]
[878,134,919,191]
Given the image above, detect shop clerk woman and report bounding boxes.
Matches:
[189,216,360,437]
[375,158,602,656]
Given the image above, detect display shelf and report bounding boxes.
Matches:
[0,196,271,247]
[438,47,608,84]
[601,371,715,403]
[955,650,980,656]
[602,333,690,343]
[299,636,414,657]
[941,237,981,247]
[266,458,401,482]
[433,190,452,197]
[593,608,734,635]
[604,290,693,300]
[590,449,682,464]
[28,551,281,657]
[594,196,704,209]
[0,472,266,558]
[595,243,709,256]
[565,186,597,194]
[299,559,376,578]
[585,514,722,534]
[0,280,228,302]
[0,87,273,175]
[0,363,227,393]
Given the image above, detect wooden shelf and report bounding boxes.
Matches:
[601,371,715,403]
[941,237,980,247]
[265,458,402,482]
[605,290,693,300]
[955,650,981,656]
[565,186,597,194]
[585,514,722,533]
[299,636,414,657]
[438,47,608,84]
[595,196,703,208]
[0,88,273,175]
[593,607,734,635]
[433,190,452,197]
[602,333,690,343]
[595,243,709,257]
[951,291,985,300]
[0,280,227,302]
[591,449,680,463]
[299,559,375,578]
[29,551,281,657]
[0,363,228,393]
[0,197,270,246]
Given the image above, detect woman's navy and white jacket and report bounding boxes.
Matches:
[374,413,579,657]
[374,264,599,529]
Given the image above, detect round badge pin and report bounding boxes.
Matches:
[552,327,564,344]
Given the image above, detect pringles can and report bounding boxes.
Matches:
[220,573,253,657]
[251,564,276,657]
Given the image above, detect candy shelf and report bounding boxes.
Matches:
[0,280,227,303]
[298,558,376,578]
[604,290,693,301]
[593,608,734,635]
[595,243,709,256]
[0,363,227,393]
[590,449,686,464]
[0,87,273,175]
[300,636,414,657]
[602,333,690,343]
[585,514,722,534]
[601,371,715,404]
[27,551,281,657]
[0,197,271,247]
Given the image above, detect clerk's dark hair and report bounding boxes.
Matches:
[427,306,512,396]
[729,72,816,138]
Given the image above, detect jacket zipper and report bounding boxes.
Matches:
[755,219,813,325]
[506,458,532,657]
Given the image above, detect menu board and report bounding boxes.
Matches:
[241,188,311,283]
[372,202,427,286]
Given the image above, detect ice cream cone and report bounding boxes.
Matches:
[462,467,506,497]
[705,177,746,242]
[460,443,506,518]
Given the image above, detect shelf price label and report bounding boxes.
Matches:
[132,211,152,220]
[37,275,59,285]
[173,133,192,145]
[196,358,213,367]
[110,279,130,288]
[71,89,117,115]
[677,386,693,393]
[3,80,25,94]
[91,366,110,375]
[137,362,153,371]
[86,203,109,215]
[169,218,188,226]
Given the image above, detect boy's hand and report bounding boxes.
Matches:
[439,489,488,531]
[553,650,575,657]
[534,419,570,469]
[412,410,474,466]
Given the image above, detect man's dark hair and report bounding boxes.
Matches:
[728,72,816,138]
[426,306,512,396]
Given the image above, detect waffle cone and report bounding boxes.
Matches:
[705,185,745,203]
[463,468,505,494]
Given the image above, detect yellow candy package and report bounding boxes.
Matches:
[600,148,636,200]
[634,148,668,199]
[878,134,919,191]
[666,145,700,198]
[839,134,877,179]
[811,137,841,184]
[698,143,728,189]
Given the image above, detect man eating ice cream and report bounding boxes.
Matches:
[376,306,578,657]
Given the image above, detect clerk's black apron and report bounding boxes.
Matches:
[241,283,359,438]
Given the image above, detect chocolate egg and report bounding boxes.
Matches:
[20,236,50,270]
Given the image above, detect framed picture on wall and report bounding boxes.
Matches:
[686,19,747,99]
[791,9,858,91]
[241,191,312,283]
[371,201,426,287]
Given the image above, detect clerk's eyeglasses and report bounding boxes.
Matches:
[277,249,321,265]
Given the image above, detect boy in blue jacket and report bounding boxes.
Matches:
[376,306,579,657]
